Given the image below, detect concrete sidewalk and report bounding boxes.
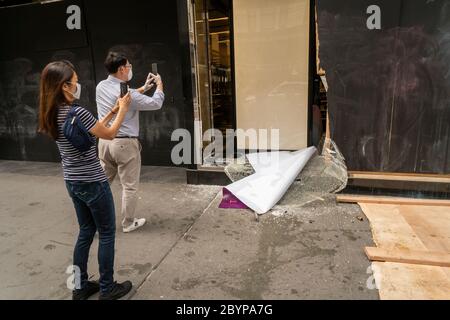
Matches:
[0,160,378,300]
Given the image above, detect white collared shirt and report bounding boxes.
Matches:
[96,75,165,137]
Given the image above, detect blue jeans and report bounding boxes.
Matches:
[65,180,116,294]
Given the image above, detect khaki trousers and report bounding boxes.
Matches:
[98,138,142,227]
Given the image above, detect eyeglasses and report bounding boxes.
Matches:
[125,64,132,69]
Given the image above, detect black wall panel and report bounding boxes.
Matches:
[84,0,190,166]
[317,0,450,174]
[0,0,94,162]
[0,0,194,166]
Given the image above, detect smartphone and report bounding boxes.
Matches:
[151,63,158,76]
[148,63,158,87]
[120,82,128,98]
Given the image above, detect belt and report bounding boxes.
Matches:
[115,136,139,139]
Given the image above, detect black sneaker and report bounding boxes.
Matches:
[98,281,133,300]
[72,281,100,300]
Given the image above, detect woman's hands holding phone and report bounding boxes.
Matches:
[117,92,131,113]
[91,92,131,140]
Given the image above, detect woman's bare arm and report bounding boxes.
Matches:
[98,101,120,127]
[90,93,131,140]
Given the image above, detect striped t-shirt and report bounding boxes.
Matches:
[56,105,107,182]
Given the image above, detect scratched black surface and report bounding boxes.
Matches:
[85,0,190,166]
[0,0,193,166]
[0,0,89,162]
[318,0,450,174]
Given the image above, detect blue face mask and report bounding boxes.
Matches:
[65,82,81,100]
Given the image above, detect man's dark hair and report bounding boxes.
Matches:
[104,51,128,74]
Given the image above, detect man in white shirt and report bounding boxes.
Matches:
[96,51,165,233]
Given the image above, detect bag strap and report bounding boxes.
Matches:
[66,105,92,133]
[66,104,80,122]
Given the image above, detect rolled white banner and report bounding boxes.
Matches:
[225,146,317,215]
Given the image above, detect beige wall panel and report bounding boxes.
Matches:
[233,0,310,150]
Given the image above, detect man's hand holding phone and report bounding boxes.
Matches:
[148,73,162,86]
[141,73,156,93]
[141,73,163,93]
[149,73,163,92]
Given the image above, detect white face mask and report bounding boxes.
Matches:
[65,82,81,100]
[128,68,133,81]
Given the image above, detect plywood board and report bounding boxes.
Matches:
[359,203,426,250]
[365,247,450,267]
[360,203,450,299]
[400,206,450,253]
[337,195,450,207]
[349,172,450,183]
[372,262,450,300]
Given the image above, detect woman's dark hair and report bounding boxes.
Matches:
[38,60,75,140]
[104,51,128,74]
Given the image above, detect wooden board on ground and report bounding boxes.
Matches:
[365,247,450,267]
[348,171,450,183]
[360,202,450,300]
[372,262,450,300]
[338,194,450,207]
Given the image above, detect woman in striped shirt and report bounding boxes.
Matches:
[38,60,132,300]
